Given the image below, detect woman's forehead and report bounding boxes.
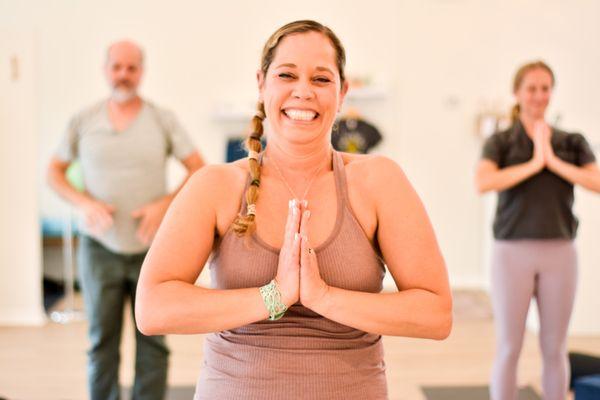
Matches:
[271,32,338,70]
[522,68,553,84]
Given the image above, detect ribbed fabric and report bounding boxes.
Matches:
[194,151,388,400]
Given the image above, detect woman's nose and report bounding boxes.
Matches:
[291,79,315,100]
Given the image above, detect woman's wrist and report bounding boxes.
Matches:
[304,283,332,315]
[259,280,288,320]
[274,277,298,307]
[545,153,562,172]
[526,158,544,174]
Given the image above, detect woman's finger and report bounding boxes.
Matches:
[290,232,301,263]
[299,209,310,240]
[282,199,300,252]
[299,210,311,265]
[300,229,317,275]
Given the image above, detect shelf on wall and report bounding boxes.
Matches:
[345,86,388,101]
[211,108,255,123]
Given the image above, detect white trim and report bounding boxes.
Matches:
[0,308,47,326]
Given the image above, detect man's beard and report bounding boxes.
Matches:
[111,86,137,103]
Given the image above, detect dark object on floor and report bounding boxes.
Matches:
[43,278,64,311]
[123,385,195,400]
[570,352,600,388]
[574,375,600,399]
[421,385,540,400]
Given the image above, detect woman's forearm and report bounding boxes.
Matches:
[477,161,539,193]
[135,281,269,335]
[310,286,452,339]
[548,158,600,193]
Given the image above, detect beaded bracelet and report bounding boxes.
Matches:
[259,280,287,321]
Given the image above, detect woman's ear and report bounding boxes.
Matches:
[338,80,349,112]
[257,70,265,102]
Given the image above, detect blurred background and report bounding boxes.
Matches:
[1,0,599,399]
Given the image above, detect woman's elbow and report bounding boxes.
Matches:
[474,177,491,194]
[135,292,163,336]
[431,311,453,340]
[429,295,453,340]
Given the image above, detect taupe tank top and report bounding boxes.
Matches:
[194,151,388,399]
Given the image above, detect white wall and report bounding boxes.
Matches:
[0,29,46,325]
[1,0,599,331]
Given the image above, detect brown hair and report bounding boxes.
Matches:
[232,20,347,235]
[511,60,555,123]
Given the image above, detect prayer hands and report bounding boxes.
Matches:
[274,199,329,310]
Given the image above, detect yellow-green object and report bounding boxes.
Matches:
[259,280,287,321]
[66,160,85,192]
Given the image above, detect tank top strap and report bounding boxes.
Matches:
[238,152,265,215]
[332,150,349,207]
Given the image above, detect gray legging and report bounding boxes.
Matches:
[490,239,577,400]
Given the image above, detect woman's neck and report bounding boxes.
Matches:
[519,113,545,139]
[263,137,333,202]
[265,137,333,175]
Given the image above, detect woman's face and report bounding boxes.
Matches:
[258,31,348,145]
[514,68,553,120]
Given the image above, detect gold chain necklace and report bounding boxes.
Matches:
[267,153,329,200]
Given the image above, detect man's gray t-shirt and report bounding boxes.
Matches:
[55,99,196,254]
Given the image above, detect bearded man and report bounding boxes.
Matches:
[47,40,204,400]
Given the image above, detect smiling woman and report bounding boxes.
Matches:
[135,20,452,400]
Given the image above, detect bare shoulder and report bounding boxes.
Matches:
[183,159,249,235]
[186,160,248,195]
[340,152,408,192]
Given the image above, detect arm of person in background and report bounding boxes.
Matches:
[475,127,546,194]
[543,137,600,193]
[131,151,205,245]
[135,165,302,335]
[299,156,453,339]
[47,156,115,235]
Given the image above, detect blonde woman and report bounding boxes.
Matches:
[136,20,452,399]
[476,61,600,400]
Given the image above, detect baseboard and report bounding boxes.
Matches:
[0,308,47,326]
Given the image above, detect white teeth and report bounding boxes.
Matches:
[284,109,317,121]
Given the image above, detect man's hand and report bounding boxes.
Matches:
[131,196,171,246]
[79,198,115,236]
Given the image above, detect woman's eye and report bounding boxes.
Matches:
[279,73,294,79]
[314,77,331,83]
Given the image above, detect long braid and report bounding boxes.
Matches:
[232,102,266,235]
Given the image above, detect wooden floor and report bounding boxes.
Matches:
[0,291,598,400]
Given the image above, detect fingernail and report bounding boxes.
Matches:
[294,233,299,241]
[303,200,308,208]
[293,206,297,216]
[288,199,292,208]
